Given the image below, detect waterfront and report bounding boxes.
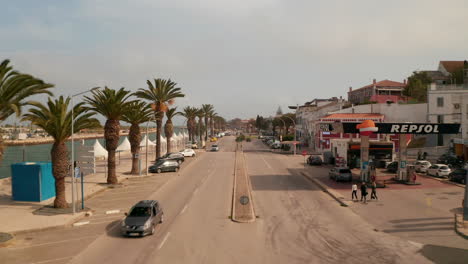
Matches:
[0,128,185,179]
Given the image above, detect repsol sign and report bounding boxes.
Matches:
[341,123,460,134]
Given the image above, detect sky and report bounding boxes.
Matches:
[1,0,468,125]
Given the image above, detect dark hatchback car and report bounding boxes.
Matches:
[149,160,180,173]
[121,200,164,237]
[449,168,467,184]
[307,155,323,165]
[156,152,185,164]
[386,161,398,173]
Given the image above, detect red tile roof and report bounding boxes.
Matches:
[440,61,465,73]
[350,80,406,93]
[320,113,384,120]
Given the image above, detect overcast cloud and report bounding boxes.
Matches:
[1,0,467,124]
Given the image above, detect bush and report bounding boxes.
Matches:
[282,135,294,141]
[246,137,251,142]
[236,134,245,142]
[282,144,291,151]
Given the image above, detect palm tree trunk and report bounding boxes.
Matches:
[156,118,162,159]
[51,141,68,208]
[105,119,120,184]
[204,117,208,141]
[129,123,141,174]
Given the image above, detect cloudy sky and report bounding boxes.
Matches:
[1,0,467,124]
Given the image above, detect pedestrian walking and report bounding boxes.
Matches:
[351,183,358,201]
[370,182,378,200]
[360,182,368,203]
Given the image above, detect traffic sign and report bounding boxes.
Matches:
[301,150,307,156]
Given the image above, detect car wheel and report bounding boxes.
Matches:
[174,167,179,172]
[461,178,466,184]
[436,172,439,178]
[159,214,164,224]
[157,168,162,174]
[150,224,155,235]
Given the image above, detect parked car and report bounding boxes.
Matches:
[210,137,218,142]
[271,142,281,149]
[157,152,185,164]
[449,168,467,184]
[211,144,219,151]
[414,160,431,173]
[121,200,164,237]
[427,164,451,178]
[149,160,180,173]
[329,167,352,182]
[386,161,398,173]
[191,141,198,149]
[307,155,323,165]
[180,148,196,157]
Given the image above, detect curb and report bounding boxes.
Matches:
[454,213,468,240]
[231,143,256,223]
[418,173,465,188]
[300,171,350,207]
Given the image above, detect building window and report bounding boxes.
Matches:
[437,97,444,107]
[437,115,444,123]
[454,103,460,110]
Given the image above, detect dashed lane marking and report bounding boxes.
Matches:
[105,209,120,214]
[180,204,188,215]
[72,221,90,227]
[158,232,171,250]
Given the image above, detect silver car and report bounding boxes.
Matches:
[329,167,353,182]
[427,164,451,178]
[414,160,431,173]
[121,200,164,237]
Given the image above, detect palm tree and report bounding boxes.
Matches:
[195,108,205,146]
[22,96,100,208]
[0,59,54,163]
[122,101,152,174]
[164,107,181,153]
[201,104,214,141]
[134,79,184,159]
[209,112,218,136]
[84,87,132,184]
[181,106,197,142]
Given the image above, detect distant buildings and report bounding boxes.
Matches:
[347,79,407,105]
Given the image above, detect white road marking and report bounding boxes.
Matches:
[11,235,99,250]
[408,240,424,249]
[261,156,272,169]
[158,232,171,250]
[180,204,188,214]
[72,221,90,227]
[30,256,73,264]
[105,209,120,214]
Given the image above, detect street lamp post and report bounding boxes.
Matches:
[70,86,100,214]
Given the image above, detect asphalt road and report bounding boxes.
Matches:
[1,136,433,264]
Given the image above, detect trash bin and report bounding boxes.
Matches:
[11,162,55,202]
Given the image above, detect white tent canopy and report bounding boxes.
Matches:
[116,137,131,152]
[93,139,108,159]
[140,135,156,147]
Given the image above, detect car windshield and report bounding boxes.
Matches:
[129,206,151,217]
[339,169,351,173]
[440,166,449,170]
[212,145,218,147]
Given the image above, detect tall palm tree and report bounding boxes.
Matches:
[122,101,152,174]
[0,59,54,163]
[195,108,204,146]
[181,106,197,142]
[22,96,100,208]
[84,87,132,184]
[164,107,181,153]
[209,112,218,136]
[201,104,214,141]
[135,79,184,159]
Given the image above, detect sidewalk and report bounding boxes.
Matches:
[0,150,150,235]
[302,164,468,249]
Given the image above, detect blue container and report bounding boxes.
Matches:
[11,162,55,202]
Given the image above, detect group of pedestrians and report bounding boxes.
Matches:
[352,182,378,203]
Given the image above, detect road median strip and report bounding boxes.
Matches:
[231,142,256,223]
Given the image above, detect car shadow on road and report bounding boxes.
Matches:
[419,244,468,264]
[105,219,130,239]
